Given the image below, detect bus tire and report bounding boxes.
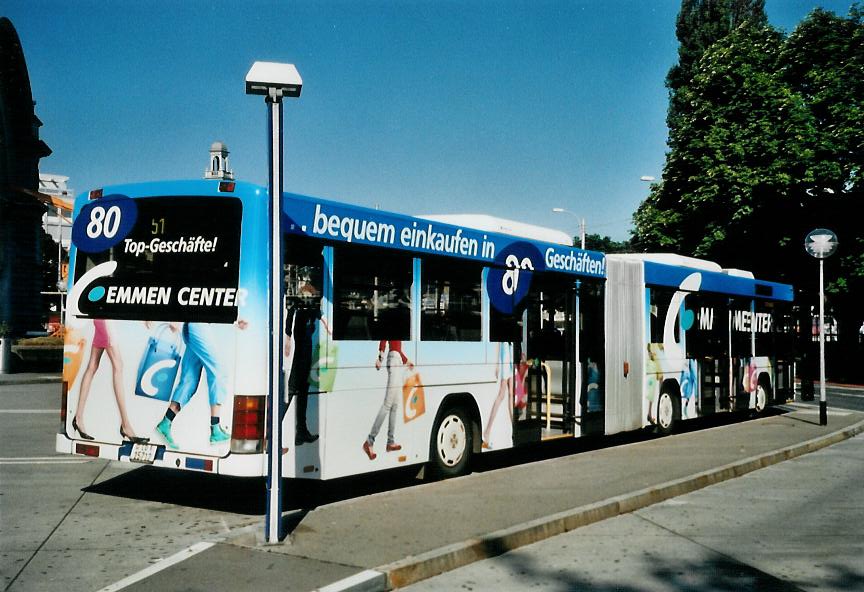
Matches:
[754,376,771,415]
[428,405,472,479]
[656,390,679,436]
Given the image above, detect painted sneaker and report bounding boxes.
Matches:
[156,418,178,450]
[210,424,230,444]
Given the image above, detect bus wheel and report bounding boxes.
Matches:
[429,406,472,479]
[656,391,678,436]
[754,384,768,414]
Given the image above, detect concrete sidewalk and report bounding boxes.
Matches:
[122,404,864,592]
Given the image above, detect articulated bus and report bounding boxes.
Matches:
[57,179,795,479]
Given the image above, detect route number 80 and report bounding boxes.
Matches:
[86,205,122,239]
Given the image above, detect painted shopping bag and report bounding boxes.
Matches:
[135,324,183,401]
[308,327,338,392]
[62,329,87,387]
[402,371,426,423]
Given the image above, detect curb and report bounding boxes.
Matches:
[364,418,864,590]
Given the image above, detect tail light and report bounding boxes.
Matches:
[231,395,265,453]
[76,443,100,457]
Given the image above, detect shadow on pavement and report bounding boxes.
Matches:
[473,538,864,592]
[472,407,789,474]
[83,463,423,515]
[481,547,841,592]
[84,409,789,516]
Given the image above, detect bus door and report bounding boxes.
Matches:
[514,275,578,443]
[700,356,728,413]
[729,298,752,410]
[577,279,605,436]
[690,295,729,414]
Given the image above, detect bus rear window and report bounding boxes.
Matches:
[72,196,242,323]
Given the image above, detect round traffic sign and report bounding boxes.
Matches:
[804,228,838,259]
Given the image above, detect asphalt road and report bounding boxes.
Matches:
[403,431,864,591]
[2,381,862,592]
[798,384,864,413]
[0,382,262,592]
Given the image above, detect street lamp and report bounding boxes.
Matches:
[245,61,303,544]
[804,228,838,427]
[552,207,586,249]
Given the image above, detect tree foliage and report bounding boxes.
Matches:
[633,3,864,378]
[634,5,863,278]
[666,0,767,132]
[583,233,631,254]
[635,24,816,279]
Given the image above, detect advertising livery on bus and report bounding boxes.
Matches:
[57,179,795,479]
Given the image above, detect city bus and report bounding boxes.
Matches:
[56,179,795,479]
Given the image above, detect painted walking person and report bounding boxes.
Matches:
[482,339,514,449]
[154,321,246,449]
[73,318,146,443]
[363,340,413,460]
[284,277,329,446]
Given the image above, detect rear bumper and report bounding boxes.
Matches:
[55,433,266,476]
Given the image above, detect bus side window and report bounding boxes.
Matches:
[648,287,676,345]
[420,256,482,342]
[332,244,412,341]
[284,236,325,303]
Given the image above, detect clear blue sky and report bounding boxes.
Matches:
[4,0,857,241]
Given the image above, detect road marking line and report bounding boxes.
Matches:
[318,569,386,592]
[96,542,215,592]
[0,409,57,413]
[0,457,91,465]
[0,460,91,465]
[0,456,73,462]
[782,403,853,415]
[830,391,864,399]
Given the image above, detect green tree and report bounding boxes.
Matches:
[584,233,631,254]
[633,4,864,380]
[636,0,771,258]
[667,0,767,132]
[780,6,864,379]
[635,23,815,280]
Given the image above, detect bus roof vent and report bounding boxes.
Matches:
[609,253,723,272]
[417,214,573,246]
[722,268,755,279]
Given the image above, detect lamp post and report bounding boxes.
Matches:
[804,228,838,427]
[245,61,302,544]
[552,207,585,249]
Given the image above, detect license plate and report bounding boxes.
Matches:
[129,443,158,464]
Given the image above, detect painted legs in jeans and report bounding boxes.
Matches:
[367,351,402,446]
